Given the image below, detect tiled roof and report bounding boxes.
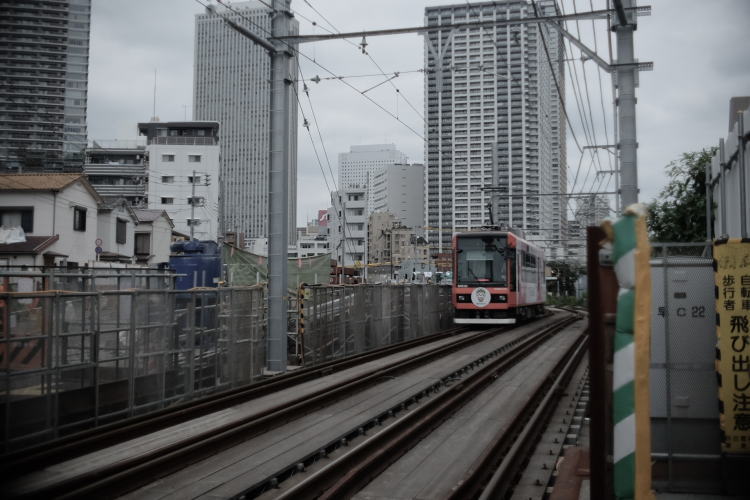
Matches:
[134,209,174,227]
[134,209,165,222]
[0,235,59,255]
[0,173,82,191]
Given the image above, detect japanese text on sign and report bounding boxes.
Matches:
[715,240,750,453]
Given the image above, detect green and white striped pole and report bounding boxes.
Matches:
[611,210,638,499]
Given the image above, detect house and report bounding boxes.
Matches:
[133,209,174,265]
[0,174,103,267]
[96,198,138,263]
[0,174,149,267]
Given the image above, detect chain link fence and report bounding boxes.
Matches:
[650,242,720,491]
[0,286,265,452]
[299,284,453,365]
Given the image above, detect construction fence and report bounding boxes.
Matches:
[298,284,453,365]
[0,285,266,452]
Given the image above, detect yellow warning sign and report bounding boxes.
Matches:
[714,239,750,453]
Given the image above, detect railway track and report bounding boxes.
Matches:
[2,321,513,499]
[3,311,584,499]
[1,324,474,471]
[273,313,586,500]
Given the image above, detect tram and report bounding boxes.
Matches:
[452,229,545,324]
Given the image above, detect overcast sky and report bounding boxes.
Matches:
[88,0,750,226]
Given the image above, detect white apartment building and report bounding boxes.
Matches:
[339,144,408,213]
[424,0,565,258]
[138,121,220,241]
[194,1,298,242]
[328,188,367,267]
[369,163,425,232]
[288,235,330,259]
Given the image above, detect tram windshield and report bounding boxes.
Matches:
[456,236,507,285]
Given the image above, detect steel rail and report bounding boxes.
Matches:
[6,321,528,499]
[274,314,581,500]
[1,325,470,472]
[462,331,589,499]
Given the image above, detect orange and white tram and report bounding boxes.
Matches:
[452,229,546,325]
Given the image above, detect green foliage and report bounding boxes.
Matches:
[546,293,586,307]
[647,148,716,242]
[547,260,585,296]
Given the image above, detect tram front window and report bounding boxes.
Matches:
[456,236,506,285]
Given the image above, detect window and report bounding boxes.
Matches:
[0,207,33,232]
[188,175,201,184]
[188,155,201,163]
[116,219,127,244]
[187,196,205,206]
[161,176,174,183]
[135,233,150,255]
[161,197,174,205]
[73,206,86,231]
[161,154,175,162]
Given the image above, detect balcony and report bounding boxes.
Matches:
[88,184,146,198]
[147,136,217,146]
[84,164,146,177]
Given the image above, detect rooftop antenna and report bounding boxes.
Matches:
[150,68,159,122]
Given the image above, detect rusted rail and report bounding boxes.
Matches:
[275,314,583,500]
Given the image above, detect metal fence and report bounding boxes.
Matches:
[0,266,178,295]
[299,284,453,365]
[650,242,720,492]
[0,286,265,452]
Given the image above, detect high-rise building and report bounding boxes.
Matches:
[424,0,565,258]
[574,194,611,227]
[193,1,298,242]
[138,121,220,241]
[339,144,408,189]
[0,0,91,172]
[369,163,425,232]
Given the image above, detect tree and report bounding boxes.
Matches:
[547,260,585,296]
[647,148,716,242]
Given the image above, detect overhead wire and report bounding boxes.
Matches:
[202,0,619,249]
[299,0,425,122]
[211,0,427,141]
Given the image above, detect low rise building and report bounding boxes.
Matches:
[134,209,174,265]
[84,140,148,206]
[0,174,104,267]
[368,211,430,269]
[328,187,367,267]
[290,235,329,258]
[96,198,138,263]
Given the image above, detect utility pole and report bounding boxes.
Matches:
[190,169,197,240]
[613,0,638,207]
[267,0,293,373]
[211,0,292,373]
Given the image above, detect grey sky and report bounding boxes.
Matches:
[87,0,750,226]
